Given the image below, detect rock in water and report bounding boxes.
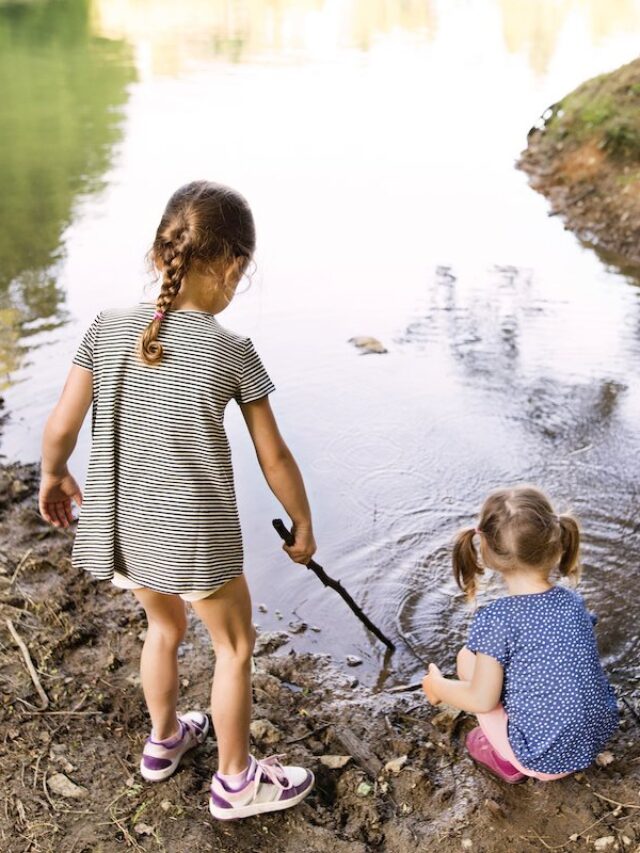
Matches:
[348,336,388,354]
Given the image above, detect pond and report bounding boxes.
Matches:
[2,0,640,694]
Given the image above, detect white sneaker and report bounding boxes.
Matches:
[140,711,209,782]
[209,754,314,820]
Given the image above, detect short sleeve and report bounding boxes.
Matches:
[234,338,275,404]
[467,605,509,667]
[72,312,102,371]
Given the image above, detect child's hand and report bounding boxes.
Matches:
[422,663,443,706]
[283,523,316,565]
[39,470,83,528]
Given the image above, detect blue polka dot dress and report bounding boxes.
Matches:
[467,586,619,774]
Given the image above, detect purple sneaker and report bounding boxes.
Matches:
[140,711,210,782]
[209,754,314,820]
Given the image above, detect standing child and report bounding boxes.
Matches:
[39,180,315,819]
[422,486,618,783]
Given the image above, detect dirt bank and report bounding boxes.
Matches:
[0,461,639,852]
[518,57,640,271]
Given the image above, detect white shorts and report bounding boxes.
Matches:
[111,571,221,602]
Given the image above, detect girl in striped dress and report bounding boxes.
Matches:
[38,181,315,820]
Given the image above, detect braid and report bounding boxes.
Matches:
[139,225,193,365]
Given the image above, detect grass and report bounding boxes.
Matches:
[540,58,640,161]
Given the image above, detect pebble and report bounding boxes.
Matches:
[319,755,351,769]
[288,621,307,634]
[250,719,280,745]
[134,823,154,836]
[594,837,616,851]
[258,603,268,613]
[384,755,408,774]
[461,840,473,851]
[254,631,290,656]
[47,773,88,799]
[346,655,363,667]
[595,750,614,767]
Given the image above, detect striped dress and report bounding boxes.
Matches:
[71,302,275,594]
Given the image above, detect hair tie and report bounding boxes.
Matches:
[153,310,165,321]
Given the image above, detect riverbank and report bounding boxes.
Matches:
[518,57,640,271]
[0,461,639,852]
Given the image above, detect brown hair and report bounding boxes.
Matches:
[139,180,256,365]
[452,486,580,599]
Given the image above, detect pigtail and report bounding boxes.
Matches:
[139,223,193,366]
[558,514,581,584]
[453,528,484,600]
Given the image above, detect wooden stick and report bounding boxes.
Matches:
[333,725,383,779]
[6,618,49,710]
[272,519,395,651]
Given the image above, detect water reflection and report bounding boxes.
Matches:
[0,0,134,387]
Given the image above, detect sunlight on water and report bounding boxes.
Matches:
[2,0,640,689]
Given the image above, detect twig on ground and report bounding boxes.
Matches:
[6,618,49,709]
[286,722,331,745]
[10,549,33,584]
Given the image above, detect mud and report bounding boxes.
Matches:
[0,462,639,852]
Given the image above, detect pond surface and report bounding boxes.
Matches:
[2,0,640,694]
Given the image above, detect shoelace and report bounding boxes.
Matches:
[252,754,290,799]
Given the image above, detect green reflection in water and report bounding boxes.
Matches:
[0,0,135,387]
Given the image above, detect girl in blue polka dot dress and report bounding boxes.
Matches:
[422,486,618,783]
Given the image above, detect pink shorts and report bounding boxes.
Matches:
[111,571,221,602]
[477,704,571,781]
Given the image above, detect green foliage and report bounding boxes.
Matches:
[538,59,640,163]
[0,0,135,305]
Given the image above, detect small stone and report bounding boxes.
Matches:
[126,673,141,687]
[160,800,172,811]
[346,655,363,667]
[137,629,147,642]
[621,836,631,846]
[348,336,388,355]
[275,610,283,620]
[569,835,579,842]
[319,755,351,769]
[250,719,280,745]
[254,631,290,656]
[126,776,136,787]
[181,678,190,687]
[594,837,616,851]
[310,625,322,633]
[461,840,473,851]
[134,823,154,836]
[356,781,372,797]
[595,750,614,768]
[384,755,408,774]
[47,773,88,799]
[288,621,307,634]
[258,603,268,613]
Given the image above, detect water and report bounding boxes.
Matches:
[2,0,640,693]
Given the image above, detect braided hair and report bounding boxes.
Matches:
[139,180,256,365]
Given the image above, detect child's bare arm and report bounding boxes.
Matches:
[422,654,503,714]
[39,366,93,527]
[240,396,315,565]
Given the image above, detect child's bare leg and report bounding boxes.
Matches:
[191,575,255,776]
[457,646,476,681]
[133,588,187,740]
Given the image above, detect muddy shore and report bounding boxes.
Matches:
[0,461,639,852]
[518,57,640,272]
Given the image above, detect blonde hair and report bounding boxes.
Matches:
[139,180,255,366]
[453,486,580,599]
